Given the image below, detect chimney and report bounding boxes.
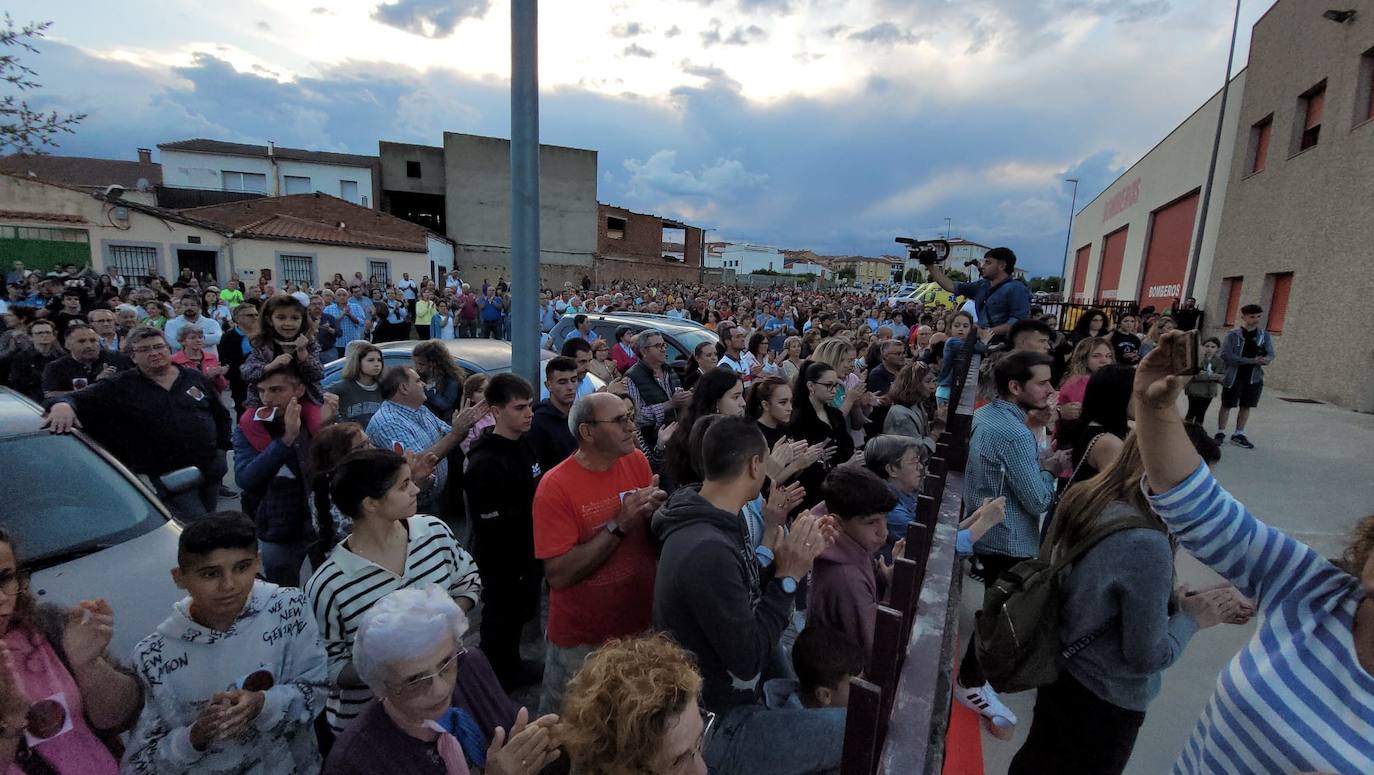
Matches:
[136,148,152,164]
[267,140,275,157]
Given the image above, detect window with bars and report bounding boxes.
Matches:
[108,244,160,285]
[367,260,391,286]
[279,254,315,289]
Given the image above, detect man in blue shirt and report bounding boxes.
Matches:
[954,350,1069,731]
[928,246,1031,339]
[478,285,504,339]
[337,285,370,348]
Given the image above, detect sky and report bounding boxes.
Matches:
[10,0,1273,277]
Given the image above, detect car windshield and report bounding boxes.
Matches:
[672,329,719,360]
[0,433,167,569]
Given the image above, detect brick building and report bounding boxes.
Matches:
[593,203,705,285]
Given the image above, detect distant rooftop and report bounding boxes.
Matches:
[0,154,162,191]
[158,139,377,168]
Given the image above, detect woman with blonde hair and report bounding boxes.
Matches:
[586,338,620,384]
[560,635,708,775]
[1055,336,1114,445]
[779,335,803,383]
[809,337,871,445]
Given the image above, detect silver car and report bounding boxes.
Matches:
[0,388,185,661]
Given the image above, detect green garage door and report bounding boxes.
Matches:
[0,225,92,275]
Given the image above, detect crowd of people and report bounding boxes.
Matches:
[0,248,1368,775]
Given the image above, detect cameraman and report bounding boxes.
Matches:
[926,246,1031,340]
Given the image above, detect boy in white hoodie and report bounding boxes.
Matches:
[122,512,328,774]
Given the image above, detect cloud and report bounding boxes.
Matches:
[623,150,769,199]
[623,43,655,58]
[849,22,920,46]
[701,19,766,47]
[738,0,795,12]
[611,21,646,38]
[823,24,849,38]
[665,25,682,38]
[255,21,271,31]
[370,0,491,38]
[793,52,824,64]
[310,7,333,14]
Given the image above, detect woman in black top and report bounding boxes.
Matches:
[1069,365,1134,485]
[788,360,855,508]
[1070,308,1111,346]
[661,367,744,494]
[747,375,793,450]
[1110,312,1144,365]
[681,340,719,391]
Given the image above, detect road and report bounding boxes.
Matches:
[973,390,1374,774]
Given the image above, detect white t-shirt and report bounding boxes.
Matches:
[396,278,417,300]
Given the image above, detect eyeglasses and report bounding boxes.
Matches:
[387,647,466,699]
[586,413,636,428]
[0,568,24,597]
[131,342,170,355]
[669,708,716,771]
[643,342,668,350]
[811,380,839,389]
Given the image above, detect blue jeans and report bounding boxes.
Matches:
[539,642,594,716]
[705,704,845,775]
[259,539,309,587]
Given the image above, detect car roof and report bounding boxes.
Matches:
[325,340,558,376]
[558,312,714,336]
[0,387,46,436]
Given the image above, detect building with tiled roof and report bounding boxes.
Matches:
[0,150,162,193]
[158,138,380,207]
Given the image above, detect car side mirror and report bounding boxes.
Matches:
[158,466,204,494]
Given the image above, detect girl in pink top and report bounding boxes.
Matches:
[170,327,230,395]
[1053,336,1114,473]
[0,530,141,775]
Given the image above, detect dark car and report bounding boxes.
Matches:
[547,313,719,372]
[323,338,560,387]
[0,388,185,660]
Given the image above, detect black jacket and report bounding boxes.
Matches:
[788,403,855,508]
[527,400,576,474]
[464,427,542,570]
[650,486,794,713]
[218,326,251,408]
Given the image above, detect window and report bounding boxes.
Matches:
[406,161,422,178]
[222,170,267,193]
[1221,276,1244,326]
[1297,80,1326,152]
[367,259,391,285]
[279,254,315,288]
[1248,115,1272,174]
[340,179,359,203]
[1358,48,1374,126]
[1264,272,1293,334]
[0,226,88,242]
[284,176,312,195]
[606,216,626,239]
[108,244,159,285]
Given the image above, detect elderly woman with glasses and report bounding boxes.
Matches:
[324,585,558,775]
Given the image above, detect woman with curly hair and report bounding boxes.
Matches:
[560,634,708,775]
[411,340,466,420]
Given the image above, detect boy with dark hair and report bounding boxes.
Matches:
[529,356,579,472]
[464,372,546,689]
[809,466,900,660]
[765,625,867,710]
[123,512,327,774]
[1218,303,1275,449]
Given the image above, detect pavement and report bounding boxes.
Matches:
[973,390,1374,774]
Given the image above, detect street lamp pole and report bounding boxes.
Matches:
[1183,0,1242,305]
[1059,178,1079,299]
[944,217,952,240]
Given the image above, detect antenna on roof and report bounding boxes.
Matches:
[135,178,151,193]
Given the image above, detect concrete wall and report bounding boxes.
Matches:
[592,255,703,287]
[159,150,375,207]
[1204,0,1374,412]
[443,132,597,281]
[1068,69,1246,305]
[229,240,428,291]
[379,141,447,196]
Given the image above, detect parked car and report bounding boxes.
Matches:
[323,338,568,388]
[887,282,961,311]
[0,388,185,660]
[546,313,719,374]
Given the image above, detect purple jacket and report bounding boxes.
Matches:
[810,531,881,660]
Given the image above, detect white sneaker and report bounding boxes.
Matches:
[956,682,1017,728]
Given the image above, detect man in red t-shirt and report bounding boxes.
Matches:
[532,391,667,714]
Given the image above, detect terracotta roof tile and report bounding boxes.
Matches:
[178,192,436,247]
[233,214,423,252]
[0,154,162,190]
[0,210,87,224]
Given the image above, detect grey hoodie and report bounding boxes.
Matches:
[651,485,795,713]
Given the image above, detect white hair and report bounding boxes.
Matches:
[351,585,469,693]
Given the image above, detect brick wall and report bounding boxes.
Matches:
[597,204,702,268]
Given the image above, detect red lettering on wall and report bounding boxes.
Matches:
[1102,177,1141,222]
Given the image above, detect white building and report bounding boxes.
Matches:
[158,139,378,208]
[1065,70,1246,310]
[706,241,821,275]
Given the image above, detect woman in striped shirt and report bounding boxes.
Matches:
[305,448,482,735]
[1133,331,1373,775]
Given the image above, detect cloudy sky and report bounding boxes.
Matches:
[13,0,1271,276]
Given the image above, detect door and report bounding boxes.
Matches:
[1137,191,1199,311]
[177,249,218,282]
[1096,227,1129,300]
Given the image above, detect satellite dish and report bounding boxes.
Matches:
[135,177,152,193]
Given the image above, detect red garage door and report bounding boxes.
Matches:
[1097,226,1129,299]
[1138,191,1199,310]
[1072,245,1092,301]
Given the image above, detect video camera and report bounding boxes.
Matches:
[895,237,950,267]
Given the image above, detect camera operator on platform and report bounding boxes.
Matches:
[926,247,1031,340]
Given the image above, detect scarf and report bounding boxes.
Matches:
[382,700,485,774]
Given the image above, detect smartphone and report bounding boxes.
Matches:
[253,406,278,422]
[1173,330,1200,376]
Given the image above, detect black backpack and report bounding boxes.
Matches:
[974,514,1165,694]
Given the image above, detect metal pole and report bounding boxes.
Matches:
[510,0,540,387]
[1059,178,1079,298]
[1183,0,1241,304]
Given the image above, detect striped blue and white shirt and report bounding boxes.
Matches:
[1146,462,1374,775]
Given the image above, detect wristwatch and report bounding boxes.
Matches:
[605,521,628,539]
[777,576,799,594]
